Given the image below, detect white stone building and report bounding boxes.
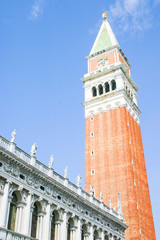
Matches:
[0,134,127,240]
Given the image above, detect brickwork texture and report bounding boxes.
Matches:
[85,107,156,240]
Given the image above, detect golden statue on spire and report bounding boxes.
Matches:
[102,11,107,20]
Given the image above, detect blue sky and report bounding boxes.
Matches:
[0,0,160,238]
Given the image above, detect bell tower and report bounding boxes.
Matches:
[82,13,156,240]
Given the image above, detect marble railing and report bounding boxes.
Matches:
[0,135,122,220]
[0,227,37,240]
[0,136,10,151]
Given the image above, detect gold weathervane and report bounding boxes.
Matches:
[102,12,107,20]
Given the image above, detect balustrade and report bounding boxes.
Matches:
[0,136,125,240]
[0,227,37,240]
[0,188,122,240]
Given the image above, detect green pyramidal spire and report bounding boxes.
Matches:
[90,12,119,55]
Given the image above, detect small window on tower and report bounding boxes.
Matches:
[92,86,97,97]
[105,82,110,93]
[90,132,94,137]
[137,203,138,210]
[90,116,94,121]
[128,89,130,96]
[91,150,94,156]
[91,169,95,175]
[98,84,103,95]
[111,80,116,90]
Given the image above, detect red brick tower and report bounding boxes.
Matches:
[83,12,156,240]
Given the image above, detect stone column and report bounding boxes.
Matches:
[109,81,112,91]
[17,205,23,233]
[89,225,93,240]
[36,214,40,239]
[58,222,62,240]
[61,210,68,239]
[42,203,51,240]
[15,206,20,232]
[55,223,58,240]
[0,181,10,228]
[37,214,44,240]
[55,221,61,240]
[71,227,76,240]
[76,218,82,240]
[15,204,24,233]
[23,192,32,235]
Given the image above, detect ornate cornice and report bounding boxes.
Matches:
[0,143,127,237]
[81,64,138,91]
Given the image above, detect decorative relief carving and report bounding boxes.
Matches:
[31,194,39,209]
[4,163,12,173]
[52,190,57,199]
[0,178,5,194]
[33,180,39,189]
[3,163,19,177]
[12,168,19,177]
[0,155,125,237]
[46,186,52,195]
[8,185,18,199]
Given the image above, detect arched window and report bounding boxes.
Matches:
[31,202,38,238]
[67,220,71,240]
[93,229,99,240]
[111,80,116,90]
[105,235,109,240]
[98,84,103,95]
[105,82,110,93]
[81,224,87,240]
[92,87,97,97]
[50,212,55,240]
[67,218,74,240]
[8,192,18,231]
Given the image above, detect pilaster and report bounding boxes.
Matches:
[0,181,10,228]
[23,192,32,236]
[42,202,51,240]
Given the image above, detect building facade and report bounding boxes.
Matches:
[83,13,156,240]
[0,134,127,240]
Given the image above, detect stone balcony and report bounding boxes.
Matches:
[0,227,37,240]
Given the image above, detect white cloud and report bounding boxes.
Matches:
[108,0,153,37]
[28,0,44,21]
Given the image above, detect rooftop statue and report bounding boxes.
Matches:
[31,143,37,157]
[64,166,68,178]
[100,192,103,202]
[89,184,93,195]
[76,174,81,187]
[49,154,54,169]
[11,129,16,143]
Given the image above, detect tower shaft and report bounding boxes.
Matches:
[83,14,156,240]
